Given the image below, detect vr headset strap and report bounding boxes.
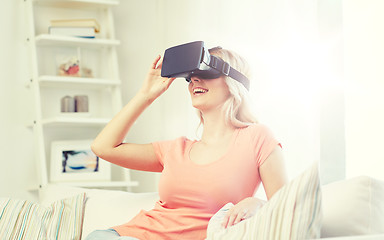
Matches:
[209,56,250,90]
[227,67,250,91]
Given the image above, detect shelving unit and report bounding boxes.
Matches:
[38,76,121,88]
[24,0,138,190]
[35,34,120,47]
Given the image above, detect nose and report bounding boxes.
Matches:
[186,76,201,83]
[190,76,201,82]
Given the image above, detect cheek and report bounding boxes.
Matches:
[210,77,228,88]
[210,80,230,98]
[188,82,193,94]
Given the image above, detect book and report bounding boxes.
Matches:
[49,26,96,38]
[50,19,100,33]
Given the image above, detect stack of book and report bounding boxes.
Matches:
[48,19,100,38]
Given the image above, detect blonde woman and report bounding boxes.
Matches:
[87,46,288,240]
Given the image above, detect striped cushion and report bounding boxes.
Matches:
[0,192,86,240]
[206,163,322,240]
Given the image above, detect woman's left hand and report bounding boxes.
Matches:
[222,197,266,228]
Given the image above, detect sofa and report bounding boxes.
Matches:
[1,165,384,240]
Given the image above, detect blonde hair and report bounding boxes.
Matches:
[197,47,258,128]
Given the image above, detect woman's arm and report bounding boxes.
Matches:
[91,56,175,172]
[222,146,288,228]
[259,146,288,199]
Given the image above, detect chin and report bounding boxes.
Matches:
[191,101,203,110]
[190,99,206,110]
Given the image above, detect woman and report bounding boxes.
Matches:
[87,46,288,240]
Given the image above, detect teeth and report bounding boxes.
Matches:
[194,88,208,94]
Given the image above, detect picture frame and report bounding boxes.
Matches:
[50,140,111,182]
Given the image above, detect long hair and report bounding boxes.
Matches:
[197,47,258,128]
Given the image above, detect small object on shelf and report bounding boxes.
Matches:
[58,56,80,77]
[49,26,96,38]
[75,95,89,112]
[81,67,93,78]
[61,95,75,112]
[50,18,100,33]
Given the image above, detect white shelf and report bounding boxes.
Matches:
[38,75,120,88]
[28,181,139,191]
[55,180,139,188]
[33,0,119,8]
[41,117,111,127]
[35,34,120,48]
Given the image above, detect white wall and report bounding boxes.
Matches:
[343,0,384,180]
[317,0,345,184]
[0,0,37,201]
[113,0,167,192]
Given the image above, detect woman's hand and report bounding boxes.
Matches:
[139,55,176,102]
[222,197,266,228]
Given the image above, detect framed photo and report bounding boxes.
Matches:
[50,140,111,182]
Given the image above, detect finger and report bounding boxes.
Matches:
[151,55,161,69]
[234,210,247,225]
[156,57,164,69]
[242,210,253,220]
[167,77,176,85]
[222,208,232,228]
[222,214,229,228]
[148,69,160,78]
[162,77,176,89]
[225,213,238,228]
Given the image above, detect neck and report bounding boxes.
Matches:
[200,108,235,145]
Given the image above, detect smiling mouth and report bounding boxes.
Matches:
[193,87,209,95]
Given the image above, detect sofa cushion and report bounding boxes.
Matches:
[206,162,322,239]
[321,176,384,237]
[39,185,159,239]
[0,193,86,240]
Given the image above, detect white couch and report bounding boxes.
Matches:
[320,176,384,239]
[1,172,382,239]
[36,174,384,240]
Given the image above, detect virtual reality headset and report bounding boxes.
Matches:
[161,41,250,90]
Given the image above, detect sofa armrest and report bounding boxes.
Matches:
[321,176,384,238]
[316,234,384,240]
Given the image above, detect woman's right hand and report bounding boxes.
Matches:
[139,55,176,102]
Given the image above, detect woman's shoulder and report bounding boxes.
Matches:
[237,123,279,145]
[152,136,193,150]
[152,136,194,163]
[239,123,280,148]
[239,123,274,135]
